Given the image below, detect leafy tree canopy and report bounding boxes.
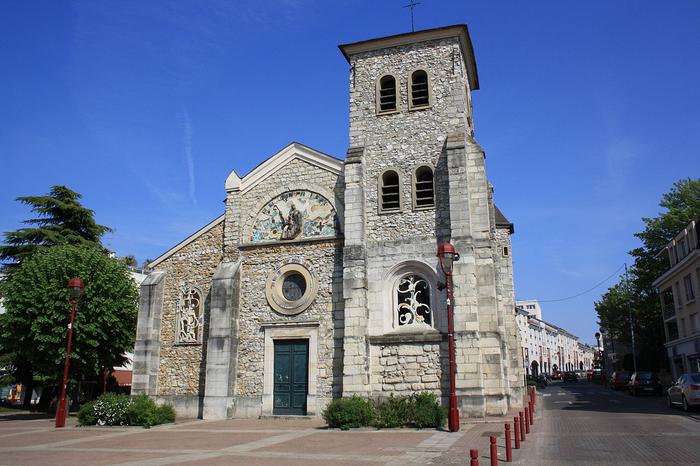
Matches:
[595,178,700,371]
[0,245,138,384]
[0,186,112,271]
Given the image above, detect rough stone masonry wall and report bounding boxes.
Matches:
[373,343,446,396]
[231,157,344,406]
[154,221,224,396]
[348,37,471,243]
[494,227,525,408]
[235,240,344,401]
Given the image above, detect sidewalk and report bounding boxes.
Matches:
[428,394,541,465]
[0,396,541,466]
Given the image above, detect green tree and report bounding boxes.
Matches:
[0,245,138,408]
[595,178,700,372]
[0,186,111,271]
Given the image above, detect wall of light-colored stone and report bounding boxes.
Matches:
[225,156,344,415]
[373,343,445,395]
[153,221,224,396]
[348,37,471,243]
[235,240,344,403]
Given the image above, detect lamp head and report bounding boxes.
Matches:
[437,242,460,274]
[67,278,84,301]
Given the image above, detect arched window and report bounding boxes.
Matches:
[176,284,203,344]
[377,75,397,113]
[413,165,434,209]
[409,70,430,109]
[396,274,432,327]
[379,170,401,212]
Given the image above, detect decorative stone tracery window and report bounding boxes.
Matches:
[396,274,432,326]
[176,284,203,344]
[383,261,440,333]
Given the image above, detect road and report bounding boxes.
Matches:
[513,380,700,465]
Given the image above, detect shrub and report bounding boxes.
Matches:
[93,393,131,426]
[77,393,176,428]
[411,392,446,429]
[77,400,97,426]
[377,395,412,428]
[323,396,375,430]
[155,404,176,424]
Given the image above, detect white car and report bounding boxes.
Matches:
[667,372,700,411]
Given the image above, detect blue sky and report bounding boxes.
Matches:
[1,1,698,344]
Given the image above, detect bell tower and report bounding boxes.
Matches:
[338,25,524,417]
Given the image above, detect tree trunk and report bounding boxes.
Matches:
[21,375,34,410]
[36,385,53,412]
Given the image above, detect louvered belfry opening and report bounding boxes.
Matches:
[379,75,397,112]
[381,170,401,210]
[411,70,429,107]
[414,166,434,207]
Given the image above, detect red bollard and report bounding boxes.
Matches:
[513,417,521,449]
[470,448,479,466]
[490,435,498,466]
[528,401,534,425]
[505,423,513,461]
[524,407,531,434]
[519,411,526,441]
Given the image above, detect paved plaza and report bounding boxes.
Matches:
[2,382,700,465]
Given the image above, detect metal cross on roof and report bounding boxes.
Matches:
[403,1,421,32]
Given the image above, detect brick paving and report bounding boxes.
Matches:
[3,383,697,465]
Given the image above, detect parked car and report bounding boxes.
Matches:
[610,371,630,390]
[591,368,603,382]
[586,369,593,380]
[551,371,562,380]
[563,371,578,382]
[667,372,700,412]
[628,372,662,396]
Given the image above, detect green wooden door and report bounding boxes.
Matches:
[273,339,308,415]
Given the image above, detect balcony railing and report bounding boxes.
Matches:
[663,303,676,320]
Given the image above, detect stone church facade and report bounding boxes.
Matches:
[132,25,525,420]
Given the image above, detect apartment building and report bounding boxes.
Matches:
[653,217,700,379]
[516,301,593,375]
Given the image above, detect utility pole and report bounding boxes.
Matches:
[624,263,638,373]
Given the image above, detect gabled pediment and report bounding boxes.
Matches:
[225,142,343,194]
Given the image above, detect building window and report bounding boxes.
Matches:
[661,287,676,319]
[409,70,430,109]
[412,165,434,209]
[377,75,397,113]
[176,284,203,344]
[679,238,688,260]
[379,169,401,212]
[685,275,695,301]
[396,274,432,326]
[666,320,679,341]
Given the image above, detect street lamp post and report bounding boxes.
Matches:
[437,242,460,432]
[55,278,84,428]
[595,330,606,387]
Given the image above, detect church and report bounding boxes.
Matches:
[132,24,525,420]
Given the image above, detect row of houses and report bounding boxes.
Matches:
[515,300,595,376]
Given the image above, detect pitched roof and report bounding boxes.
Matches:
[495,206,514,234]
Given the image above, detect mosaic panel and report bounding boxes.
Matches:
[251,190,338,242]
